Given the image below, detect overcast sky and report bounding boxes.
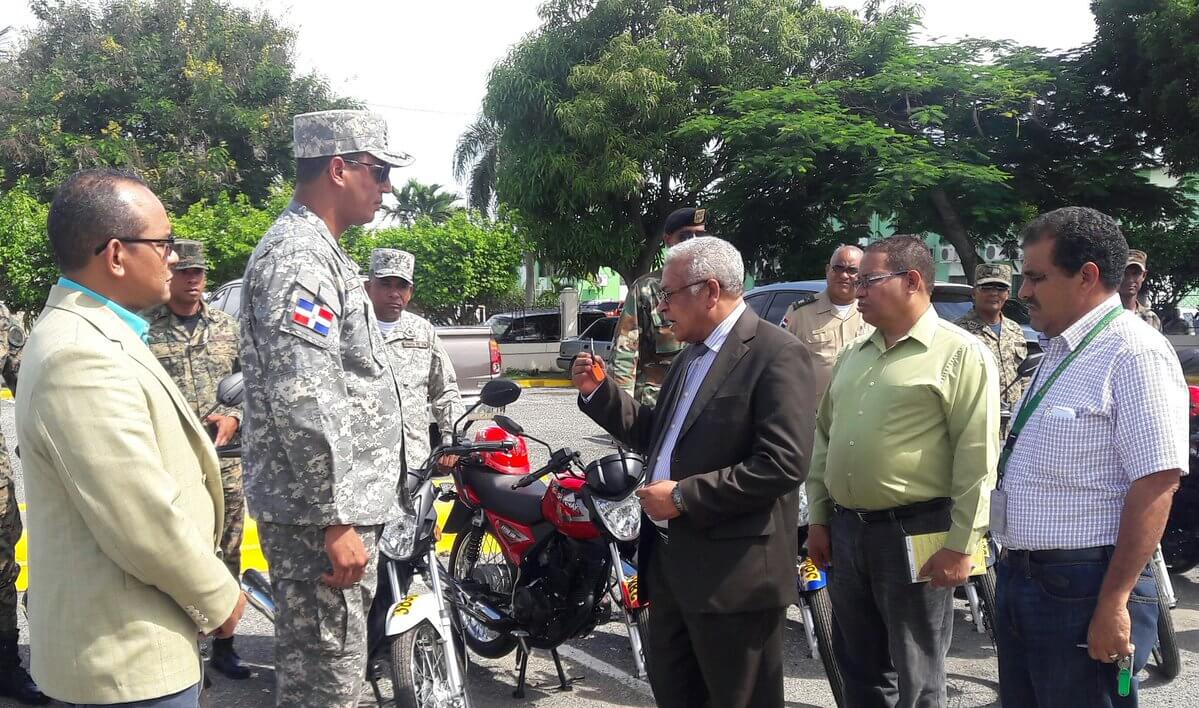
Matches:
[1,0,1097,197]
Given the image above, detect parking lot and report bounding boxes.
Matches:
[4,387,1199,707]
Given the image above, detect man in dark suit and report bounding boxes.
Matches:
[572,236,811,708]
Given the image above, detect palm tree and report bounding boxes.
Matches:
[452,115,500,213]
[0,26,15,59]
[383,179,461,226]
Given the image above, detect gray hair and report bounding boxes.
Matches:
[828,244,863,265]
[665,236,745,297]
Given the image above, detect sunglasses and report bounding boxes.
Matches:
[830,264,860,276]
[94,235,177,257]
[342,158,391,184]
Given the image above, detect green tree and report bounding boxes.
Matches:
[687,25,1184,281]
[0,0,352,211]
[344,210,526,323]
[382,179,462,226]
[452,116,500,213]
[0,181,55,316]
[1089,0,1199,174]
[476,0,883,285]
[172,187,293,286]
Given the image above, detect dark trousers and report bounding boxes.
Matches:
[828,507,955,708]
[995,550,1159,708]
[645,544,785,708]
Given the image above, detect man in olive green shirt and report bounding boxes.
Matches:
[807,235,999,708]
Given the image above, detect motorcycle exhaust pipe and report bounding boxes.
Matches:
[437,568,509,628]
[241,569,276,623]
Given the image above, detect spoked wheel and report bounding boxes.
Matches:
[1150,560,1182,680]
[805,587,846,708]
[447,526,518,659]
[391,621,466,708]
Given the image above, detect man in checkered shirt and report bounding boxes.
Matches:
[994,207,1188,707]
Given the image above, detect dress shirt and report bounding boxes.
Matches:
[807,305,1000,553]
[996,295,1189,550]
[57,276,150,341]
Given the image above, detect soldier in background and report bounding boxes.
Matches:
[0,306,48,705]
[781,245,872,529]
[955,263,1028,437]
[609,207,708,405]
[1120,249,1162,331]
[365,248,463,474]
[239,110,409,708]
[143,240,250,681]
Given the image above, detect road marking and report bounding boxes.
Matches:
[556,644,655,700]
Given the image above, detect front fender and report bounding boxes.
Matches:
[385,591,446,638]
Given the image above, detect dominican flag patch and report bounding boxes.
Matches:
[293,297,335,336]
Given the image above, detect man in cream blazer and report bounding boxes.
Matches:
[15,169,245,706]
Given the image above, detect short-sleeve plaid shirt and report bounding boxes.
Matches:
[995,295,1189,551]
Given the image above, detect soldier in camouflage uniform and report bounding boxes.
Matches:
[1120,249,1162,331]
[365,249,464,557]
[0,305,49,705]
[143,240,251,681]
[610,207,708,405]
[239,110,409,708]
[955,263,1028,437]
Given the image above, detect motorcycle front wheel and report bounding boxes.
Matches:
[448,526,519,659]
[1150,560,1182,680]
[805,587,846,708]
[391,621,468,708]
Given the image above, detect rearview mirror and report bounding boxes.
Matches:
[217,372,245,407]
[1016,352,1043,379]
[479,379,522,408]
[493,414,524,436]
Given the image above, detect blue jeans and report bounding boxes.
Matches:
[64,683,200,707]
[995,551,1159,708]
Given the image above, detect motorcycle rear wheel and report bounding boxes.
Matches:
[970,568,999,648]
[448,526,519,659]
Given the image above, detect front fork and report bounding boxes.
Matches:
[386,547,470,699]
[609,543,648,679]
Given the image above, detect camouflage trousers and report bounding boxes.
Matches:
[258,522,381,708]
[216,461,245,580]
[0,479,21,637]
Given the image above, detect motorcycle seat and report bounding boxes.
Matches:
[461,466,547,524]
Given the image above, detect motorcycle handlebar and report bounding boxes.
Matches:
[511,447,579,489]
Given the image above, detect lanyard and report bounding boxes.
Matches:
[998,306,1123,476]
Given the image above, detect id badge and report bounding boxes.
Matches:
[989,489,1008,536]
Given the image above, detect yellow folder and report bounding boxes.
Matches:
[905,532,991,583]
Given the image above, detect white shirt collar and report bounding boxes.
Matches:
[1049,293,1123,351]
[702,301,747,354]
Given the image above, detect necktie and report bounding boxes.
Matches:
[647,342,709,474]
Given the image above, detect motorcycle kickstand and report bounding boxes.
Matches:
[547,648,577,692]
[510,643,529,700]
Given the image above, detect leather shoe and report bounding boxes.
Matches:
[210,638,252,680]
[0,664,50,705]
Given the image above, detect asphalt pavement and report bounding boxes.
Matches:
[3,388,1199,707]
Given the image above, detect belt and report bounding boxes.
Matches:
[833,497,951,524]
[1002,546,1114,564]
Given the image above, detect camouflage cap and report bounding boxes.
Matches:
[975,263,1011,287]
[172,239,207,270]
[293,110,412,167]
[1127,249,1149,272]
[370,248,415,282]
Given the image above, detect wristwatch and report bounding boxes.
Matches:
[671,485,687,515]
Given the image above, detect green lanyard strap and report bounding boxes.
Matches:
[998,306,1123,476]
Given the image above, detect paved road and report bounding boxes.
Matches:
[3,388,1198,707]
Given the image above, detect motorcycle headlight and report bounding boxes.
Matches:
[592,495,642,542]
[379,515,417,560]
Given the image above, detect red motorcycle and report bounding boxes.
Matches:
[440,404,648,698]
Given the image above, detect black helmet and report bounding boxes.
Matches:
[584,450,645,499]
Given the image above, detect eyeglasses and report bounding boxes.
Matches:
[94,235,177,257]
[854,270,911,290]
[341,158,391,184]
[660,279,711,304]
[830,264,860,276]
